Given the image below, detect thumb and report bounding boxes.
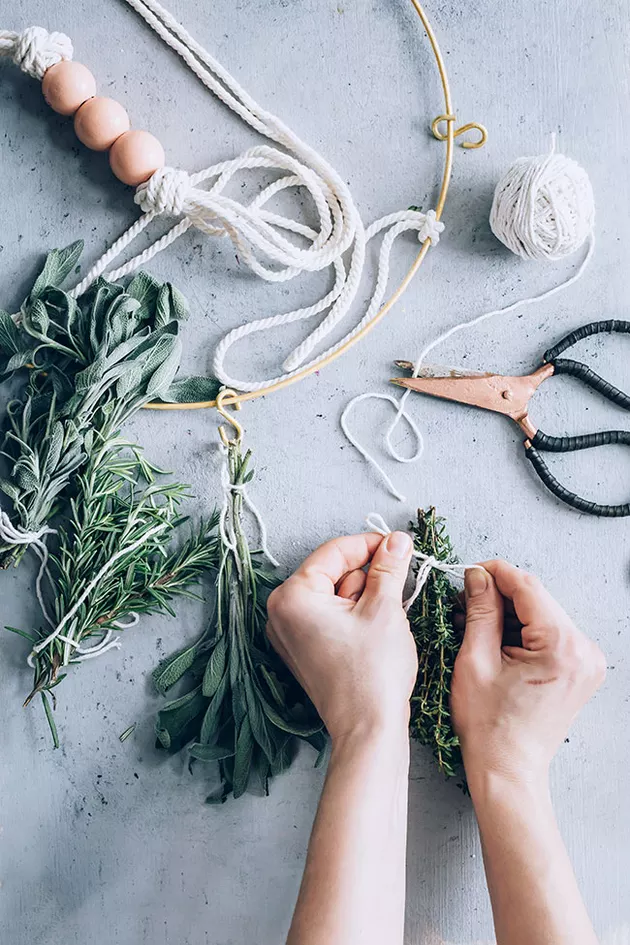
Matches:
[362,532,413,604]
[461,567,504,661]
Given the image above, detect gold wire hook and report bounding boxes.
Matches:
[216,388,244,447]
[431,114,488,149]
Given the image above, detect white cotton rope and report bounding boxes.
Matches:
[0,26,72,78]
[343,137,596,501]
[2,7,444,394]
[365,513,483,612]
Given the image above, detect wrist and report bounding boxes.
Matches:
[331,715,410,756]
[466,765,551,814]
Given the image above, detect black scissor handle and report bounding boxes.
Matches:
[543,319,630,408]
[525,320,630,516]
[526,437,630,517]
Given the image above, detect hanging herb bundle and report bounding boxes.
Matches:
[0,243,222,740]
[407,508,464,781]
[154,440,326,802]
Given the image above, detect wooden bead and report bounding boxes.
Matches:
[42,61,96,116]
[109,130,166,187]
[74,97,130,152]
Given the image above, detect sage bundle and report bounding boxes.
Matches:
[407,508,464,780]
[0,243,221,740]
[154,440,325,802]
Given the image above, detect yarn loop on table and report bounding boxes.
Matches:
[489,145,594,261]
[0,26,73,79]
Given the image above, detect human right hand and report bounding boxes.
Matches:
[451,560,606,785]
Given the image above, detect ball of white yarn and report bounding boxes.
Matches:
[489,148,594,261]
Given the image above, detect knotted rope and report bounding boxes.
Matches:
[0,26,72,78]
[8,0,444,395]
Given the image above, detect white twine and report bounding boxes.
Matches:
[219,446,280,570]
[2,0,443,393]
[26,521,169,669]
[0,510,58,628]
[0,26,72,79]
[344,138,596,502]
[365,513,482,612]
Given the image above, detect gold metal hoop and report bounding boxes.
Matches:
[147,0,486,414]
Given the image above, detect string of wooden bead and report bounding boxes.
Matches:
[3,28,166,186]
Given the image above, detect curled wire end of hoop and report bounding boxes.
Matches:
[431,114,488,149]
[216,388,244,447]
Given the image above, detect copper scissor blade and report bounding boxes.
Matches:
[391,365,554,424]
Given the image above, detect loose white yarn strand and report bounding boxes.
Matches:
[344,230,594,502]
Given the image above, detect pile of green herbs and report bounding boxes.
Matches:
[407,507,464,782]
[0,242,221,741]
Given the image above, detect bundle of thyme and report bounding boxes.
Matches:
[0,243,222,740]
[408,508,464,781]
[154,442,325,802]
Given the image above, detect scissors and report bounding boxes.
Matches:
[391,320,630,517]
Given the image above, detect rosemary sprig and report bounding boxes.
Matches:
[154,442,325,802]
[408,508,464,782]
[13,433,221,727]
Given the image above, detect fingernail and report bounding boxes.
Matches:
[465,567,488,598]
[386,531,412,558]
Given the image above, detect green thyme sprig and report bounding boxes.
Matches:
[408,508,464,781]
[154,442,325,802]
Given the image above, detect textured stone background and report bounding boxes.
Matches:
[1,1,628,943]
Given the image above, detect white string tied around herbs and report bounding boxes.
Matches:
[344,136,595,502]
[365,513,483,612]
[0,510,59,628]
[0,26,73,79]
[219,445,280,571]
[26,521,169,670]
[48,0,444,394]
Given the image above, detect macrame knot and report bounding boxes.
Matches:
[11,26,73,79]
[416,209,445,245]
[135,166,192,216]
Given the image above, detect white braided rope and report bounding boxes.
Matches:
[0,26,72,78]
[52,0,444,392]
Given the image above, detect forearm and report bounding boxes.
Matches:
[469,770,598,945]
[287,723,410,945]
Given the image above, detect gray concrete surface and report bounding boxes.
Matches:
[1,1,629,943]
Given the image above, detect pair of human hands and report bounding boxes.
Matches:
[267,531,606,783]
